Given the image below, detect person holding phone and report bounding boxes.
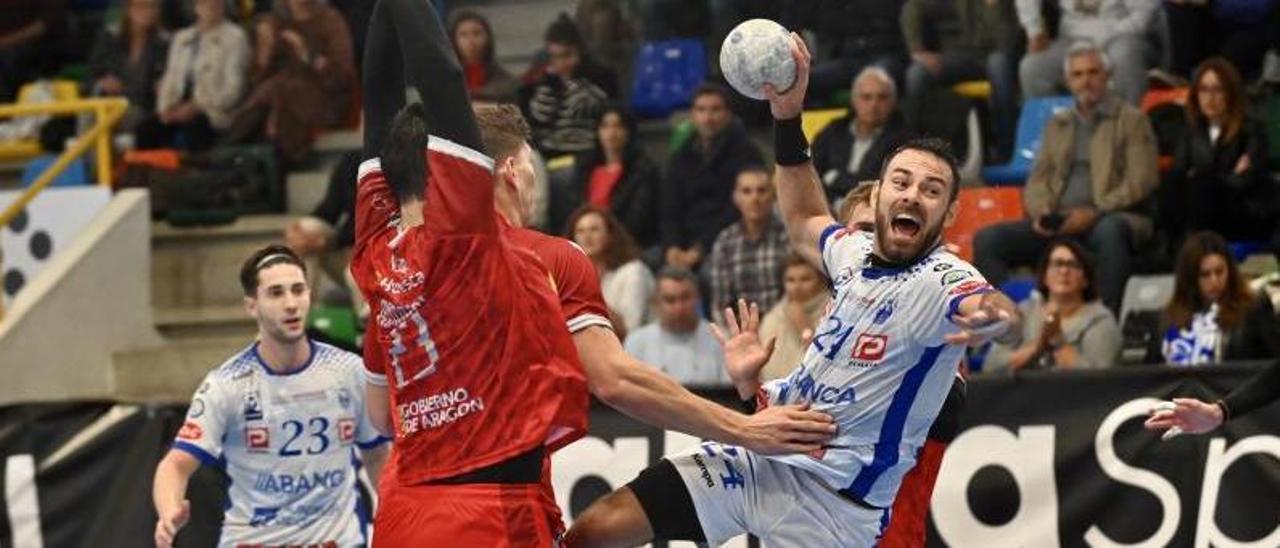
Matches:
[974,41,1159,314]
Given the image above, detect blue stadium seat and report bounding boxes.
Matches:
[21,154,89,187]
[1228,241,1269,263]
[981,96,1074,186]
[630,39,707,119]
[999,276,1038,304]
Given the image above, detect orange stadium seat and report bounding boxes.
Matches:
[944,186,1024,262]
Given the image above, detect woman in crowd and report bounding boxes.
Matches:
[566,106,660,248]
[567,205,655,338]
[449,9,518,103]
[226,0,355,162]
[986,240,1122,371]
[1162,57,1274,249]
[142,0,249,151]
[759,254,830,381]
[1157,231,1280,365]
[86,0,169,135]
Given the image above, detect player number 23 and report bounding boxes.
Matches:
[280,417,330,456]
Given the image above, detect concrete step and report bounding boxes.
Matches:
[154,304,258,340]
[113,335,250,403]
[151,214,290,310]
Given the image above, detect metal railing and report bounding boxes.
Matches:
[0,97,127,323]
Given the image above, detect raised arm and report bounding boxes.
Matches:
[362,0,481,158]
[764,33,837,263]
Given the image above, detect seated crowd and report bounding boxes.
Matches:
[6,0,1280,386]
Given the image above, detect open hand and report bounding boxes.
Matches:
[711,299,776,385]
[739,403,836,455]
[1144,398,1224,439]
[945,306,1015,347]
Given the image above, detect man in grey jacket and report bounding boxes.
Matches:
[1016,0,1158,104]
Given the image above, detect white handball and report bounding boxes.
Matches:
[719,19,796,101]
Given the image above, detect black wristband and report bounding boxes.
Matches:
[774,116,810,166]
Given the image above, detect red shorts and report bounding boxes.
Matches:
[879,438,948,548]
[374,482,563,547]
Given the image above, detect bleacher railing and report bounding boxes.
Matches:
[0,97,126,323]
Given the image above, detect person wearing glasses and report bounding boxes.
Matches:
[984,238,1121,371]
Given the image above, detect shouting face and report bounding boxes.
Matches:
[872,148,956,264]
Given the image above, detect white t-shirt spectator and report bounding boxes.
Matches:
[623,319,730,387]
[600,259,654,333]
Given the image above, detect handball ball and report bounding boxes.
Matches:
[719,19,796,101]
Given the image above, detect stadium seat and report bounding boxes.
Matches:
[951,80,992,101]
[21,154,89,187]
[1118,274,1175,364]
[801,108,847,142]
[942,186,1024,262]
[630,39,707,119]
[999,277,1037,304]
[1228,241,1269,263]
[1139,86,1188,113]
[980,96,1074,186]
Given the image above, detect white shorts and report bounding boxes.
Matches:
[667,441,891,547]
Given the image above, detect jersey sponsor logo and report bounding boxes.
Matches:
[249,507,279,527]
[338,418,355,446]
[246,426,270,452]
[873,299,895,325]
[691,453,716,488]
[188,398,205,419]
[272,390,327,404]
[941,270,973,286]
[396,387,486,435]
[376,296,425,330]
[782,368,858,406]
[378,271,425,295]
[253,468,346,495]
[933,262,954,272]
[244,390,264,421]
[177,421,203,440]
[949,280,989,297]
[852,334,889,362]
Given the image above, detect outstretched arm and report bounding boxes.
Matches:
[765,33,836,264]
[362,0,482,158]
[574,326,833,455]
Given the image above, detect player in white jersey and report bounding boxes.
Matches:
[566,34,1021,548]
[153,245,388,548]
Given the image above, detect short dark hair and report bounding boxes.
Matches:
[545,13,582,48]
[239,244,306,296]
[877,137,962,203]
[473,103,532,163]
[1034,239,1098,303]
[692,82,732,107]
[381,103,430,202]
[656,265,698,291]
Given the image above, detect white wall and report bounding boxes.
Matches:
[0,189,161,405]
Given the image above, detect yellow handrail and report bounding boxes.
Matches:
[0,98,127,229]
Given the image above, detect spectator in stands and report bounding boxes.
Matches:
[782,0,908,105]
[811,67,909,205]
[1163,0,1279,80]
[143,0,249,151]
[86,0,169,136]
[974,42,1158,314]
[568,205,656,337]
[0,0,63,102]
[574,0,638,95]
[1161,57,1274,249]
[1156,231,1280,365]
[450,9,518,103]
[521,14,617,158]
[901,0,1020,158]
[226,0,356,162]
[283,151,365,320]
[624,266,731,386]
[759,254,830,381]
[985,240,1122,371]
[708,166,790,324]
[568,106,661,248]
[1017,0,1157,104]
[661,83,764,270]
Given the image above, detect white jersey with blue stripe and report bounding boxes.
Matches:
[173,340,388,548]
[761,226,992,508]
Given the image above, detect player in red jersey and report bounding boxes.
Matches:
[350,1,591,545]
[465,103,839,540]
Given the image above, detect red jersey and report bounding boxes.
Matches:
[351,137,587,486]
[507,228,612,336]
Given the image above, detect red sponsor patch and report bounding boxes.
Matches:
[246,427,270,451]
[949,280,989,296]
[852,334,888,361]
[177,421,202,440]
[338,418,356,445]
